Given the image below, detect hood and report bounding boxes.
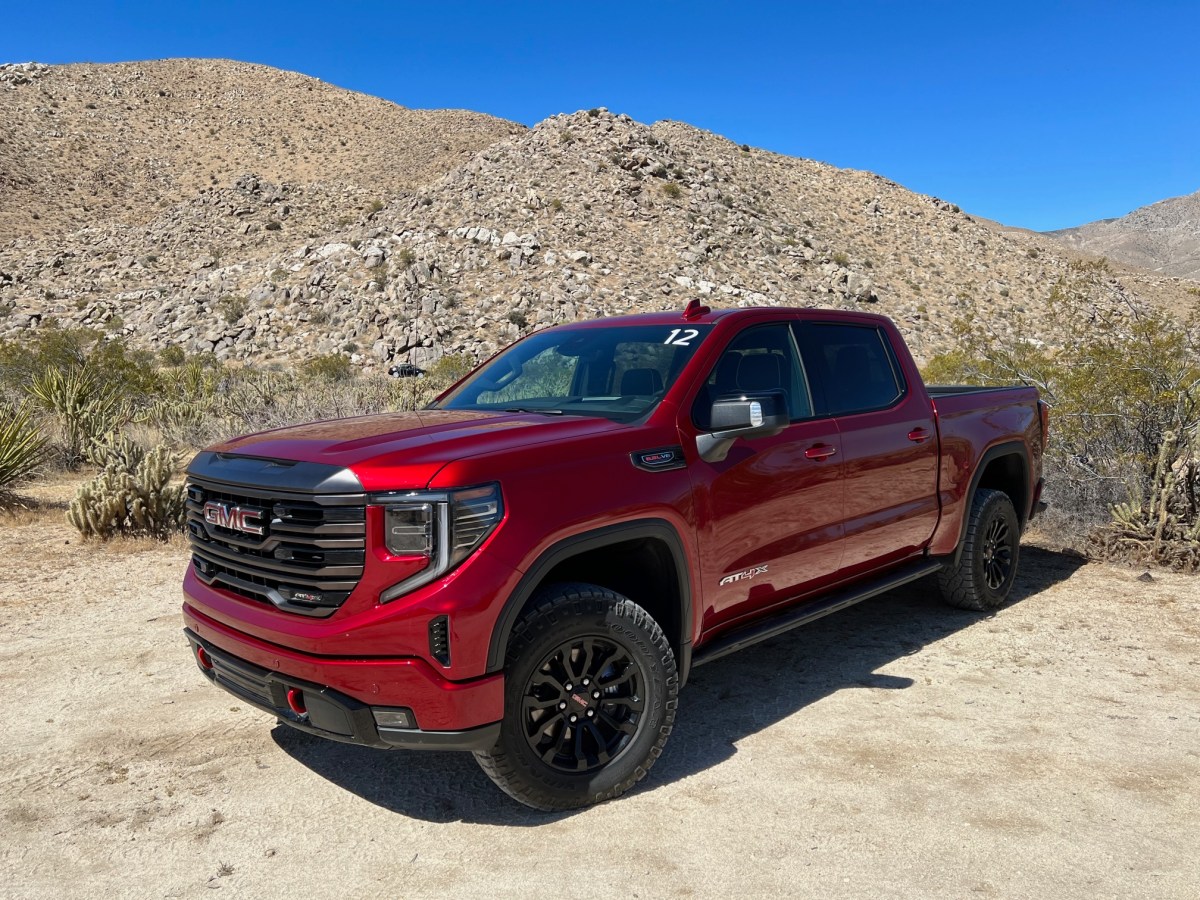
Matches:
[211,409,627,490]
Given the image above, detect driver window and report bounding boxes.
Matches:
[692,324,813,429]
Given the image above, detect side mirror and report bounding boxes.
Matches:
[696,391,789,462]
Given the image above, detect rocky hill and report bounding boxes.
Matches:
[0,59,523,240]
[2,61,1196,371]
[1048,190,1200,280]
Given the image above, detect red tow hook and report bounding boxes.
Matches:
[285,688,307,716]
[195,645,214,671]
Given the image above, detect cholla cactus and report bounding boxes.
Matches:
[67,445,185,540]
[85,429,146,471]
[1092,428,1200,571]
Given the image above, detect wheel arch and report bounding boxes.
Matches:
[950,441,1030,566]
[486,519,695,683]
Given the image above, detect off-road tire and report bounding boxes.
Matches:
[474,583,678,811]
[938,488,1020,611]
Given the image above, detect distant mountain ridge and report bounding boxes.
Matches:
[1048,190,1200,281]
[1,59,1196,373]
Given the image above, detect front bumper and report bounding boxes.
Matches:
[183,609,503,751]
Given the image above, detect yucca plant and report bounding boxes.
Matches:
[27,365,128,468]
[0,402,48,504]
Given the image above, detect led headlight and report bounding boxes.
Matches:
[377,484,503,602]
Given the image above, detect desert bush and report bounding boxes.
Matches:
[67,445,184,541]
[217,295,248,325]
[661,182,682,199]
[0,325,158,404]
[301,353,353,382]
[160,345,186,367]
[0,403,47,504]
[923,261,1200,560]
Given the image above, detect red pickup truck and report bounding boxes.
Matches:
[182,303,1047,810]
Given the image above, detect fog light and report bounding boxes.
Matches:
[195,645,213,671]
[372,707,416,730]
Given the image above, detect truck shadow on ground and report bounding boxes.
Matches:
[273,545,1085,825]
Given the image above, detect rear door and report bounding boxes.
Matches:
[685,321,845,635]
[794,322,939,578]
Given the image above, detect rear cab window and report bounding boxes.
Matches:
[795,323,905,416]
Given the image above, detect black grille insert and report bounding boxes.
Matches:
[186,478,366,617]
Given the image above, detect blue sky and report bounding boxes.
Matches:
[3,1,1196,231]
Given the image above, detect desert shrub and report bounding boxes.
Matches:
[301,353,353,382]
[425,353,476,388]
[0,403,47,504]
[507,310,529,329]
[369,199,385,213]
[217,295,248,325]
[832,251,850,266]
[922,261,1200,561]
[661,182,682,199]
[160,345,186,367]
[0,326,157,404]
[67,445,184,541]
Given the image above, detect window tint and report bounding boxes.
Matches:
[802,324,903,415]
[692,324,813,429]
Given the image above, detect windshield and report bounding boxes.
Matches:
[435,324,714,422]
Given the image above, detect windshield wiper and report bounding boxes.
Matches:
[504,407,564,416]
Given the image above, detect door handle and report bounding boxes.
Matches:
[907,428,932,444]
[805,443,838,461]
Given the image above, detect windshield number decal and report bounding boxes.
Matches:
[664,328,700,346]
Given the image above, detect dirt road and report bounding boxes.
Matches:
[2,506,1197,899]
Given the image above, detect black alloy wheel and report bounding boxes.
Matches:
[981,515,1014,591]
[474,583,677,811]
[937,488,1021,611]
[522,635,646,773]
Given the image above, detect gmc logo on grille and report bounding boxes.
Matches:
[203,501,266,536]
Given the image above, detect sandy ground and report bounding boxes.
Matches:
[1,487,1198,899]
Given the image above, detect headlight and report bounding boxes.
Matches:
[377,484,503,602]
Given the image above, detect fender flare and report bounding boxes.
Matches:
[949,440,1030,566]
[485,518,695,682]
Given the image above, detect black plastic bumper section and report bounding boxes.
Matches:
[184,630,500,751]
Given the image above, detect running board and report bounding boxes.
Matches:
[692,559,943,667]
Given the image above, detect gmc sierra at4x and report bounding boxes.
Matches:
[182,301,1047,810]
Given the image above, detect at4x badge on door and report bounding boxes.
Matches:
[719,565,768,587]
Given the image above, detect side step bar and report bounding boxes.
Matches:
[692,559,943,667]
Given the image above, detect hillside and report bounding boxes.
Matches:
[1048,189,1200,281]
[0,59,523,239]
[1,61,1196,371]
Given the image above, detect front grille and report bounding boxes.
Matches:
[186,478,366,617]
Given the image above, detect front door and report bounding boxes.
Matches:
[684,322,845,636]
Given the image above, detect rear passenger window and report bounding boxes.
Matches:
[801,324,903,415]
